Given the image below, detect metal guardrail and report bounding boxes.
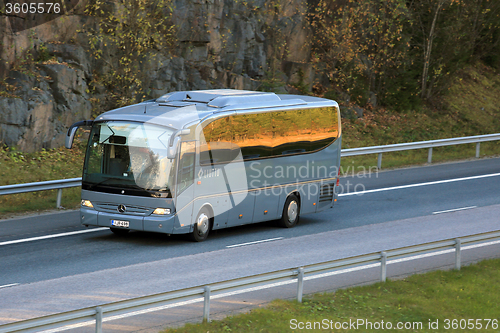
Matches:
[0,178,81,208]
[1,133,500,208]
[341,133,500,169]
[1,229,499,333]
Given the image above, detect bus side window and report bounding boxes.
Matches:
[201,117,238,165]
[232,113,273,160]
[310,107,339,151]
[199,142,212,165]
[177,141,196,195]
[272,109,310,155]
[200,122,213,165]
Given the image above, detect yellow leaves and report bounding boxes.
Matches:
[311,0,411,103]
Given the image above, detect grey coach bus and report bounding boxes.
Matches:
[66,89,341,241]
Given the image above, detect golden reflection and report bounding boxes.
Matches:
[200,106,339,163]
[310,107,339,151]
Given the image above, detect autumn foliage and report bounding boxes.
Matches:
[309,0,500,110]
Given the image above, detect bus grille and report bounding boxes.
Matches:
[94,203,153,216]
[319,182,335,203]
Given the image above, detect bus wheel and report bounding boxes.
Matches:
[110,227,129,236]
[279,194,300,228]
[191,208,211,242]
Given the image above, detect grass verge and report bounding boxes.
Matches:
[162,258,500,332]
[0,142,85,217]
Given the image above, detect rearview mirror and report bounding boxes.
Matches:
[65,120,94,149]
[166,129,190,159]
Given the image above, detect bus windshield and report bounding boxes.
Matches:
[82,121,176,198]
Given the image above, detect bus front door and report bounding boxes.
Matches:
[174,141,196,233]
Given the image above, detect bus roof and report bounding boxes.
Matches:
[94,89,337,130]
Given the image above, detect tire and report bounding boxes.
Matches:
[110,227,130,236]
[190,208,211,242]
[279,194,300,228]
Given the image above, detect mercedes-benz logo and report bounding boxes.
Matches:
[117,204,127,213]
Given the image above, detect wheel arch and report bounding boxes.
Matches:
[284,189,301,211]
[292,190,302,208]
[278,189,301,219]
[196,203,215,230]
[278,191,301,228]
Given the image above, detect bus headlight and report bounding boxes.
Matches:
[153,208,171,215]
[81,200,94,208]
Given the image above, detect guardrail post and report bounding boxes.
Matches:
[476,142,480,158]
[95,306,103,333]
[428,147,433,163]
[380,251,387,282]
[56,189,62,208]
[455,238,461,270]
[377,153,382,169]
[297,267,304,303]
[203,286,211,323]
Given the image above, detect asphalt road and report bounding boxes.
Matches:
[0,157,499,330]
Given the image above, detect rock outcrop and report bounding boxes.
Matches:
[0,0,314,152]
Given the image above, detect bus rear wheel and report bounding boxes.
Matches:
[110,227,130,236]
[190,208,211,242]
[279,194,300,228]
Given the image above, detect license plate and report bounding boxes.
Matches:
[111,220,129,228]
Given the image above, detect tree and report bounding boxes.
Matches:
[84,0,176,109]
[310,0,411,107]
[408,0,500,101]
[420,0,446,99]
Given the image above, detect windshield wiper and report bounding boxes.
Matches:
[119,183,172,197]
[86,177,122,189]
[123,183,171,193]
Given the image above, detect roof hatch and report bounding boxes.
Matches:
[157,89,280,107]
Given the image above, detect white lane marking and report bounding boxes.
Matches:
[433,206,477,215]
[339,172,500,197]
[226,237,284,248]
[0,228,109,246]
[0,283,19,289]
[40,238,500,332]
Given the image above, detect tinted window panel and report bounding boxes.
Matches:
[201,117,240,165]
[310,106,339,151]
[177,141,196,195]
[199,123,212,165]
[231,113,273,159]
[201,106,340,163]
[199,142,212,166]
[273,109,311,155]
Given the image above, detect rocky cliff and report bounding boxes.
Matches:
[0,0,314,152]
